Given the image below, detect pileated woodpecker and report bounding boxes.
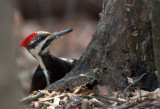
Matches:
[19,29,76,93]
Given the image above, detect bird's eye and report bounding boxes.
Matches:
[38,36,45,41]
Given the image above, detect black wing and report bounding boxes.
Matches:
[29,65,47,94]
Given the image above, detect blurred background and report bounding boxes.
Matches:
[11,0,102,97]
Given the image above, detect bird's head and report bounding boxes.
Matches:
[19,29,73,57]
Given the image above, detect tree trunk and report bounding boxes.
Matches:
[46,0,158,94]
[151,0,160,88]
[0,0,19,108]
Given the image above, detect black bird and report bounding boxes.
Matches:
[19,29,76,93]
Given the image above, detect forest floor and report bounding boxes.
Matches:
[20,78,160,109]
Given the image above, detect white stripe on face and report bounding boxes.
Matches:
[29,39,47,57]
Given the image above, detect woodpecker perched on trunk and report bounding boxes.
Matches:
[19,29,76,93]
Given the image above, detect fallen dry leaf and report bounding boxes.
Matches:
[33,101,39,108]
[127,77,133,83]
[117,98,127,102]
[47,106,55,109]
[53,97,60,106]
[89,98,103,105]
[74,88,93,96]
[38,97,53,102]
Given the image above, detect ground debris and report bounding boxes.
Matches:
[20,87,160,109]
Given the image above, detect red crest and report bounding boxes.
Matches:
[19,32,37,48]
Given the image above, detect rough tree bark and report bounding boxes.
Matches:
[46,0,158,94]
[151,0,160,88]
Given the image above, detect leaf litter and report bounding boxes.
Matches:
[20,86,160,109]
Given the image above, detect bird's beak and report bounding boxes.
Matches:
[40,29,73,54]
[47,29,73,41]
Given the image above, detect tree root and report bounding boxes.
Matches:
[46,69,101,91]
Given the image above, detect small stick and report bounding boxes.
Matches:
[123,73,146,98]
[116,103,135,109]
[20,91,45,105]
[82,95,121,103]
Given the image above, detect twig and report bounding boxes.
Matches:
[82,95,122,104]
[131,100,150,108]
[123,73,146,98]
[117,103,135,109]
[20,91,45,105]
